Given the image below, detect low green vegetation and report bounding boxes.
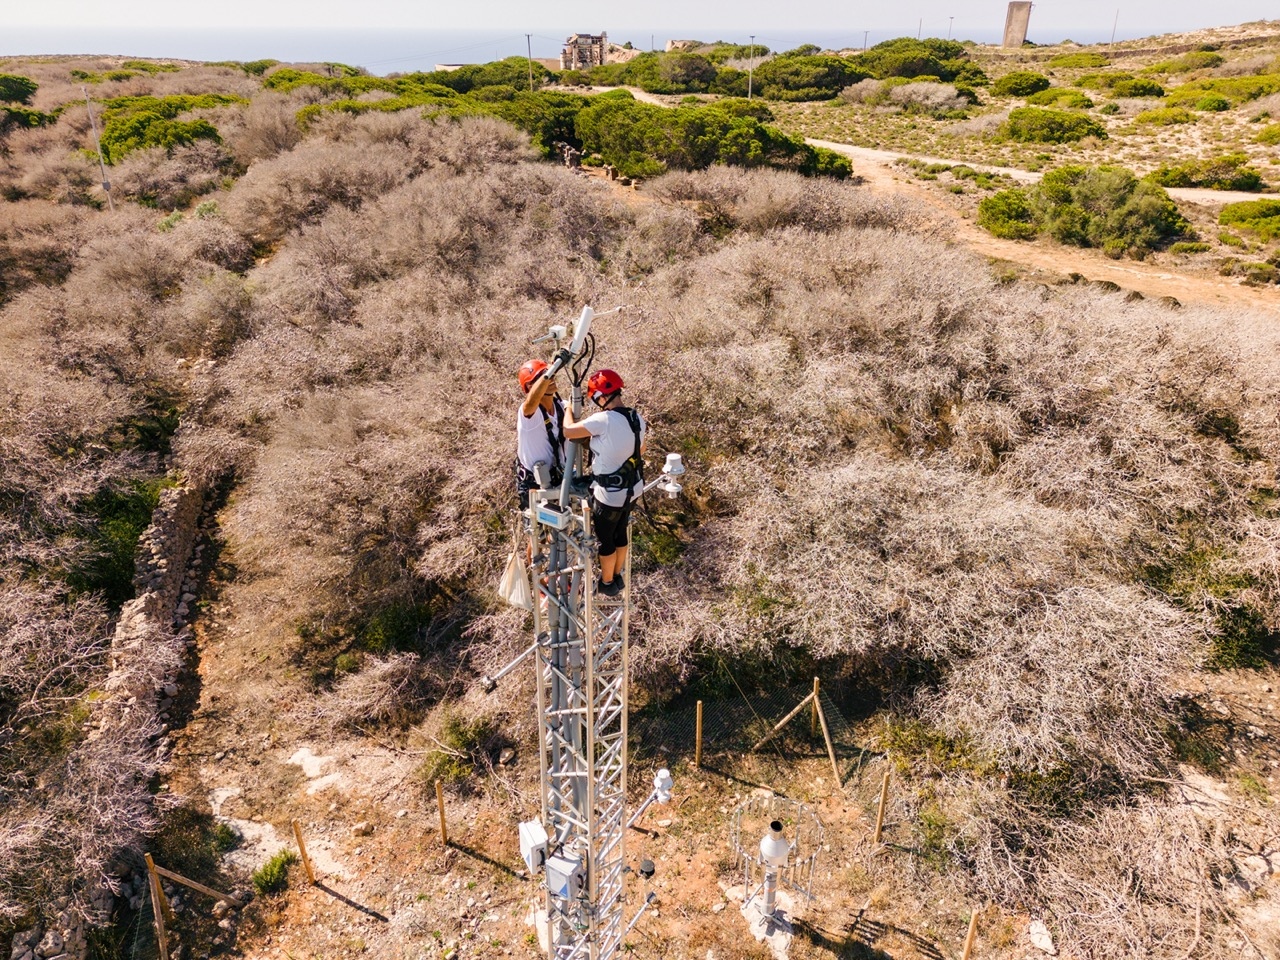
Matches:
[574,94,850,178]
[1075,70,1137,90]
[1145,153,1264,191]
[1169,241,1212,253]
[95,93,248,162]
[578,36,984,102]
[1255,123,1280,144]
[1194,94,1231,111]
[991,71,1051,97]
[1025,88,1094,108]
[251,849,298,895]
[1144,50,1225,74]
[0,73,38,104]
[1135,106,1196,125]
[1165,73,1280,107]
[1109,77,1165,97]
[418,712,500,786]
[1005,107,1107,143]
[1219,198,1280,241]
[1047,52,1110,69]
[978,164,1190,258]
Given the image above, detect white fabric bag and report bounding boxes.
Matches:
[498,550,533,610]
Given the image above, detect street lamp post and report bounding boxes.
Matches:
[748,34,755,99]
[948,16,955,39]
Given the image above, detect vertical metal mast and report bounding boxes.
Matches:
[501,307,680,960]
[527,411,630,957]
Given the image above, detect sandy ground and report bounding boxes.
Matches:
[807,138,1280,318]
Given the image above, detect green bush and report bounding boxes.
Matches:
[1047,52,1110,69]
[752,54,869,101]
[418,711,500,786]
[991,71,1051,97]
[977,189,1038,238]
[251,849,297,895]
[1098,101,1119,114]
[103,70,140,82]
[100,112,222,163]
[121,60,180,75]
[0,73,38,104]
[852,37,982,84]
[1025,88,1094,108]
[1165,74,1280,107]
[1169,241,1211,253]
[1145,51,1224,74]
[1254,123,1280,144]
[1075,71,1134,90]
[1146,153,1264,191]
[1134,107,1196,125]
[574,94,850,179]
[1109,78,1164,97]
[0,105,54,132]
[1219,198,1280,241]
[1005,107,1107,143]
[977,165,1190,258]
[1194,94,1231,111]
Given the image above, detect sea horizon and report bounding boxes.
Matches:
[0,22,1243,75]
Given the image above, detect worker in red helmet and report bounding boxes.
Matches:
[562,368,646,597]
[515,358,565,508]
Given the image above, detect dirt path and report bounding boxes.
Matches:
[808,138,1280,317]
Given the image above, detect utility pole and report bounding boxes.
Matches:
[1110,9,1120,46]
[748,34,755,100]
[526,34,534,91]
[918,17,922,39]
[82,87,113,212]
[948,16,954,39]
[864,30,869,51]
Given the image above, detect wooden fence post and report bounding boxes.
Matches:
[292,819,317,885]
[811,677,820,737]
[144,854,171,960]
[695,700,703,768]
[961,908,980,960]
[436,779,448,846]
[873,771,890,844]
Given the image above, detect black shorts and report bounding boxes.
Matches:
[592,502,632,557]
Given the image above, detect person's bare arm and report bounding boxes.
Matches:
[562,406,592,440]
[520,374,555,417]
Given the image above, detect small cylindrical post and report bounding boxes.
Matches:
[873,771,890,844]
[292,819,317,885]
[436,779,448,846]
[810,677,820,737]
[695,700,703,768]
[961,909,980,960]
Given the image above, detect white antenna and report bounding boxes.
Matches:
[82,87,114,212]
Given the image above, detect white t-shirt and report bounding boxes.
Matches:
[582,407,646,507]
[516,399,565,475]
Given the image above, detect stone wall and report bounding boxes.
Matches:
[8,482,206,960]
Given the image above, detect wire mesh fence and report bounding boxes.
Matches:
[127,895,161,960]
[631,678,872,789]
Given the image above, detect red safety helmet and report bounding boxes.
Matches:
[587,368,624,403]
[518,358,548,393]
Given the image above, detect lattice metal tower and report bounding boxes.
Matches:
[491,307,680,960]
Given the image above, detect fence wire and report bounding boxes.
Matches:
[128,894,160,960]
[631,678,872,788]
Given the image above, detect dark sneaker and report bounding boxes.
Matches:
[598,576,625,597]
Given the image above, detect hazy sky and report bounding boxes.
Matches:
[9,0,1275,35]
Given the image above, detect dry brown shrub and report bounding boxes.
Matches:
[300,653,437,732]
[220,139,412,244]
[167,213,255,273]
[110,140,230,209]
[223,92,303,164]
[0,200,88,302]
